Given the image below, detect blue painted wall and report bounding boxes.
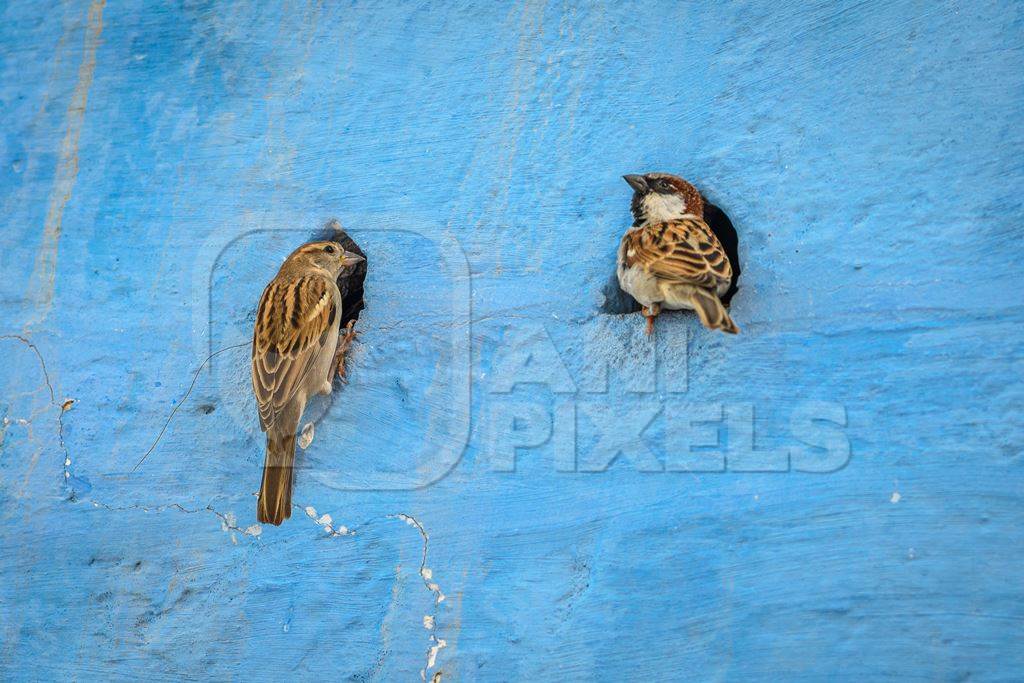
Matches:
[2,1,1022,680]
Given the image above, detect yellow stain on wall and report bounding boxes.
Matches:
[25,0,106,329]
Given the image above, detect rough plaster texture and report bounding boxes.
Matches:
[1,1,1023,680]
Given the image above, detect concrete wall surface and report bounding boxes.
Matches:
[1,1,1022,680]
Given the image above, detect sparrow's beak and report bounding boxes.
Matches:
[340,250,365,266]
[623,174,648,193]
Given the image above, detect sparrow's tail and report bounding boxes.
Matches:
[257,431,296,525]
[690,288,740,334]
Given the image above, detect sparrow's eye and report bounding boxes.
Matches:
[324,245,336,254]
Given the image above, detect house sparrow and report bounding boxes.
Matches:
[251,241,364,525]
[617,173,739,335]
[600,194,740,315]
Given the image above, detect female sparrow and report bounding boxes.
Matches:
[251,241,364,525]
[617,173,739,335]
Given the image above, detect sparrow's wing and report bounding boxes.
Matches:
[251,274,338,430]
[702,201,741,304]
[623,217,732,290]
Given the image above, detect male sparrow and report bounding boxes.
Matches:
[251,241,364,525]
[617,173,739,335]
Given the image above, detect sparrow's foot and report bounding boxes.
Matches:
[641,305,659,337]
[334,320,358,380]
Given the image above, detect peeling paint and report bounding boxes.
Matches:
[211,509,264,541]
[392,514,448,680]
[302,504,353,537]
[425,636,447,672]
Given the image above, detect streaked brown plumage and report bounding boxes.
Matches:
[252,241,364,525]
[617,173,739,335]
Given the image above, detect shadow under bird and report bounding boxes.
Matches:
[251,241,364,525]
[617,172,740,335]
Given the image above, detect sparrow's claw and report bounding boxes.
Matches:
[343,319,358,341]
[334,320,358,380]
[641,305,659,337]
[334,349,348,381]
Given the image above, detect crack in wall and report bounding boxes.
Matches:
[0,334,352,546]
[132,341,250,473]
[88,499,264,543]
[391,513,447,681]
[0,334,74,497]
[3,334,442,678]
[85,502,442,678]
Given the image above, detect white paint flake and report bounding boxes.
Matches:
[303,504,353,536]
[214,510,262,542]
[426,636,447,670]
